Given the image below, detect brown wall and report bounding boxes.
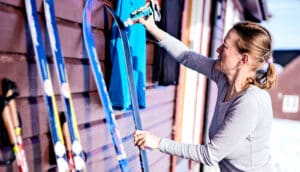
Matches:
[269,57,300,120]
[0,0,176,171]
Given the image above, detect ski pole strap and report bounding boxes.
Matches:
[0,147,15,166]
[0,118,15,166]
[2,78,19,100]
[0,98,15,166]
[105,5,150,172]
[148,0,161,21]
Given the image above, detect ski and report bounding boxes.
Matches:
[24,0,69,171]
[43,0,86,171]
[82,0,130,172]
[104,5,150,172]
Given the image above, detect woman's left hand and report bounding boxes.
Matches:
[133,130,162,150]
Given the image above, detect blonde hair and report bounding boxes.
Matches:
[232,21,277,89]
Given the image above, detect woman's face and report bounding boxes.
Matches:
[216,30,243,75]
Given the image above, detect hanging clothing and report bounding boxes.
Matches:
[153,0,184,85]
[109,0,146,110]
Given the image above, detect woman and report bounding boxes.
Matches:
[133,15,277,172]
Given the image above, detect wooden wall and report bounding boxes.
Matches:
[0,0,176,171]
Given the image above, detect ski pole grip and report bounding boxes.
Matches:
[148,0,161,22]
[123,1,161,27]
[130,3,153,21]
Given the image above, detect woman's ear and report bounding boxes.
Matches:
[240,53,249,65]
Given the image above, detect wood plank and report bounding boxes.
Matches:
[0,58,104,97]
[141,102,175,130]
[0,5,105,59]
[15,96,173,142]
[146,65,153,84]
[151,155,171,172]
[2,86,175,139]
[0,0,24,7]
[146,42,155,65]
[0,0,110,29]
[146,85,176,107]
[0,53,166,98]
[0,4,27,54]
[80,119,173,171]
[15,92,104,139]
[56,20,106,60]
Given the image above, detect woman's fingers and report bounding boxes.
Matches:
[137,17,146,24]
[133,130,142,139]
[133,130,161,150]
[134,134,146,150]
[133,130,144,145]
[136,138,146,149]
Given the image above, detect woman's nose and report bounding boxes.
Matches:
[217,45,222,53]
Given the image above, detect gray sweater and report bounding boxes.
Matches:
[157,33,273,172]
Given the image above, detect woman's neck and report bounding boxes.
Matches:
[225,69,253,101]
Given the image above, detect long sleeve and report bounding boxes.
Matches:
[159,138,216,166]
[156,33,222,82]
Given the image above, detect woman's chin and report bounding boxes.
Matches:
[215,60,221,70]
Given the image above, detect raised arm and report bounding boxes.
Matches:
[138,16,190,59]
[138,16,220,81]
[138,15,165,41]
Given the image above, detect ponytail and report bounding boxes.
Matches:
[244,63,277,90]
[254,63,277,89]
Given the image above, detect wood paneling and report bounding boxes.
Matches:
[0,4,105,59]
[0,4,27,54]
[0,1,176,171]
[0,59,97,97]
[0,0,107,28]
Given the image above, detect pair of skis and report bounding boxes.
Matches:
[24,0,85,171]
[82,1,150,171]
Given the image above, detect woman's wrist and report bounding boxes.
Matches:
[144,23,161,41]
[156,137,164,150]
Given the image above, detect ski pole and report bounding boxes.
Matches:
[1,78,28,172]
